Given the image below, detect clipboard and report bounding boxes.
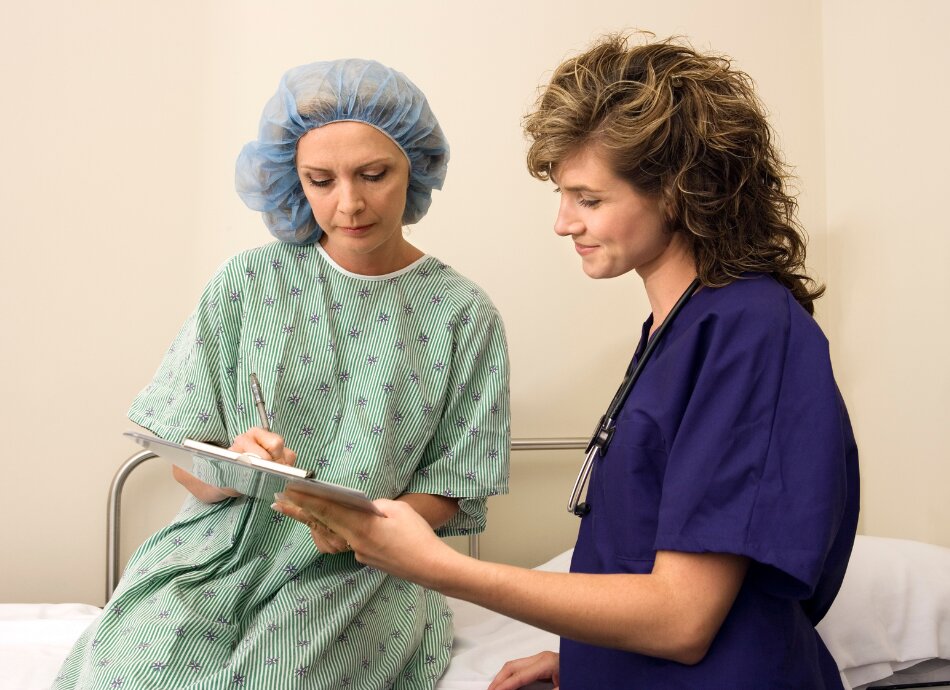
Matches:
[124,431,384,516]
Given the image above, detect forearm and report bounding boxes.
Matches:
[432,556,673,656]
[428,551,745,663]
[172,465,237,503]
[396,492,459,530]
[273,492,743,663]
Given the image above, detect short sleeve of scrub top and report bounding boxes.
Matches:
[652,280,853,599]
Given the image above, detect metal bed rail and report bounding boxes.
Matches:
[106,437,587,600]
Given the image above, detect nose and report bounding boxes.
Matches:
[553,195,583,237]
[336,181,365,217]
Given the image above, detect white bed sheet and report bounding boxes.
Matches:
[4,539,949,690]
[0,604,101,690]
[0,600,556,690]
[0,600,549,690]
[4,601,948,690]
[439,596,556,690]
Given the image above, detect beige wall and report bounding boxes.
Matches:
[0,0,944,606]
[821,1,950,545]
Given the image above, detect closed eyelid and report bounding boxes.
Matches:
[302,169,386,187]
[555,186,601,206]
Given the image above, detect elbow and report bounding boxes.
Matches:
[618,551,747,665]
[623,620,716,666]
[665,635,713,666]
[665,616,719,665]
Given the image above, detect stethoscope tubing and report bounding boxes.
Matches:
[568,276,702,516]
[601,277,702,427]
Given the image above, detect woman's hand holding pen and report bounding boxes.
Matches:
[235,373,297,466]
[173,427,298,504]
[229,427,297,467]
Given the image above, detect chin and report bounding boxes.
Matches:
[581,262,618,280]
[579,258,597,276]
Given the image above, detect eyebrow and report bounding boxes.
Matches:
[559,184,605,194]
[548,173,602,193]
[297,157,395,173]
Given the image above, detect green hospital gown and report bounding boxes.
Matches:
[53,242,510,689]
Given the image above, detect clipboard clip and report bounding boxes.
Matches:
[242,454,313,479]
[181,439,314,479]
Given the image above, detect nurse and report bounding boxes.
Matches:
[274,34,860,688]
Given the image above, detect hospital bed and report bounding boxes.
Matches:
[3,442,949,690]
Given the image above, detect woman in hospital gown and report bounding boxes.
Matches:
[274,35,860,689]
[53,59,510,690]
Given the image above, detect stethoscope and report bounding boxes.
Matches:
[567,277,702,517]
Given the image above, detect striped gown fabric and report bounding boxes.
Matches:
[53,241,511,689]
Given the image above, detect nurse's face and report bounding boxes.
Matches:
[552,146,684,280]
[296,121,412,274]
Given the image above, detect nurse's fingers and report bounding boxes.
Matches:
[271,495,312,525]
[487,651,560,690]
[307,521,349,554]
[282,491,372,538]
[271,496,349,553]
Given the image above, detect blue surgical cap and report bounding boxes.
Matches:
[235,59,449,244]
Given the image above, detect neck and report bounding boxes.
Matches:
[639,248,698,335]
[318,235,423,276]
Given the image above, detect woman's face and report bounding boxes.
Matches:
[552,146,686,281]
[296,122,412,274]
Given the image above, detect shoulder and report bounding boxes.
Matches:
[699,274,824,342]
[664,274,828,368]
[207,241,311,291]
[427,258,503,321]
[200,241,292,279]
[704,274,789,317]
[223,241,302,274]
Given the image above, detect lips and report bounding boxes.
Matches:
[338,224,374,234]
[574,243,597,255]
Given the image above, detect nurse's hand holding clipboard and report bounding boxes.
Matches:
[273,491,457,577]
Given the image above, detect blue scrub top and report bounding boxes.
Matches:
[561,274,859,689]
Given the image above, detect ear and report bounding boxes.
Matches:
[659,187,677,228]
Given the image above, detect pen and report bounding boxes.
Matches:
[249,373,270,431]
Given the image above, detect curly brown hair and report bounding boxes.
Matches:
[524,33,824,313]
